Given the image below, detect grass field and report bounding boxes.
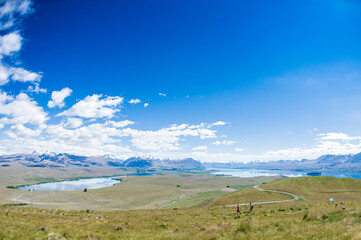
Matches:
[0,167,282,210]
[261,176,361,201]
[2,168,361,239]
[2,177,361,239]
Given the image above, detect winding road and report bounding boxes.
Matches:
[9,185,299,208]
[224,185,299,207]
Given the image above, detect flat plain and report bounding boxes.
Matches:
[0,166,283,210]
[1,176,361,239]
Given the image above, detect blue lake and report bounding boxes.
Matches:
[19,177,121,191]
[208,168,361,180]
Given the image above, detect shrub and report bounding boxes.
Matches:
[303,212,309,220]
[235,222,251,233]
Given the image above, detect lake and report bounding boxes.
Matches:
[208,168,361,180]
[19,177,121,191]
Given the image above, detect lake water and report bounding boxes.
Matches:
[19,177,121,191]
[208,168,361,180]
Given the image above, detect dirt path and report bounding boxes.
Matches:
[224,185,299,207]
[9,192,74,206]
[9,185,299,208]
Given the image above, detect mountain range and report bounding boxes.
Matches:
[2,151,361,171]
[204,152,361,171]
[0,153,205,170]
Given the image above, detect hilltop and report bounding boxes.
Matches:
[209,176,361,207]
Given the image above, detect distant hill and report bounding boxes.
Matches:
[0,153,205,170]
[210,176,361,206]
[204,152,361,171]
[261,176,361,201]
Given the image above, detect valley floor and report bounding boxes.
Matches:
[0,167,282,210]
[1,166,361,239]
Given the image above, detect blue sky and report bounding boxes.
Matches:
[0,0,361,162]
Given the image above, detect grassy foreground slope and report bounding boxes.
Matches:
[2,177,361,239]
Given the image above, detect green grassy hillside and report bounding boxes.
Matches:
[210,186,293,206]
[261,176,361,201]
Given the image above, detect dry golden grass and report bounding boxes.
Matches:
[0,167,282,210]
[1,200,361,239]
[2,173,361,239]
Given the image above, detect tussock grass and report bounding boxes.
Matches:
[2,174,361,239]
[1,201,361,239]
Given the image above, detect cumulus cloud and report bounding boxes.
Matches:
[0,0,33,30]
[261,133,361,161]
[192,145,208,151]
[0,63,42,86]
[211,121,228,126]
[159,92,167,97]
[129,98,141,104]
[47,87,72,108]
[318,133,361,141]
[212,140,236,145]
[0,32,22,56]
[0,137,132,157]
[10,67,41,82]
[58,94,123,118]
[235,147,244,152]
[26,83,47,94]
[144,103,149,107]
[124,123,217,151]
[0,91,48,126]
[6,124,42,138]
[106,120,134,128]
[63,118,83,129]
[0,20,42,86]
[0,63,10,85]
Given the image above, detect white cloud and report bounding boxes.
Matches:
[235,147,244,152]
[63,118,83,129]
[212,140,236,145]
[0,32,41,86]
[159,92,167,97]
[0,32,22,56]
[0,0,33,30]
[0,92,48,126]
[106,120,134,128]
[318,132,361,141]
[211,121,228,126]
[6,124,42,138]
[10,67,41,82]
[0,63,42,86]
[123,123,217,151]
[192,145,208,151]
[26,83,47,94]
[144,103,149,107]
[47,87,72,108]
[129,98,141,104]
[261,133,361,161]
[0,137,132,157]
[58,94,123,118]
[0,63,11,85]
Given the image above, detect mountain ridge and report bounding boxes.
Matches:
[204,152,361,171]
[0,153,205,170]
